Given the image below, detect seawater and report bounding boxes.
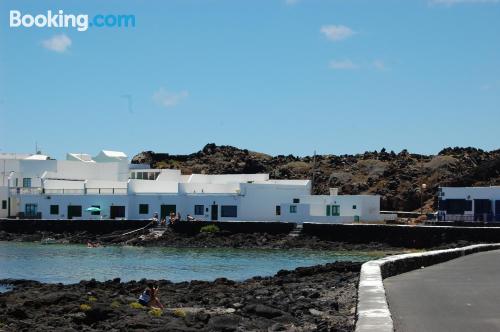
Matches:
[0,241,382,284]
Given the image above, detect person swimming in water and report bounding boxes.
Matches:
[138,283,164,309]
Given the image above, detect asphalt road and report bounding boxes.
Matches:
[384,249,500,332]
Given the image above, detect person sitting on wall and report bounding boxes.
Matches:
[151,213,159,226]
[160,218,166,227]
[138,283,164,309]
[169,212,176,225]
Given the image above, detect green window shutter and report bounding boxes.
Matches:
[332,205,340,216]
[326,205,331,216]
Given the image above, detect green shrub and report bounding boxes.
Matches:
[79,304,92,311]
[200,224,220,233]
[88,296,97,302]
[129,302,145,309]
[172,308,186,318]
[149,308,163,317]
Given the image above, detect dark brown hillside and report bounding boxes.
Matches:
[132,144,500,212]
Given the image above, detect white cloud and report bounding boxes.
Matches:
[153,87,188,108]
[320,25,355,41]
[373,60,387,70]
[329,59,359,70]
[41,34,72,53]
[430,0,498,5]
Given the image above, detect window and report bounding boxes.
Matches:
[352,205,357,210]
[91,205,100,216]
[22,178,31,188]
[276,205,281,216]
[194,205,204,215]
[443,199,468,214]
[50,205,59,215]
[139,204,149,214]
[293,198,300,204]
[221,205,237,218]
[326,205,331,216]
[332,205,340,216]
[137,172,143,180]
[25,204,37,217]
[1,200,6,210]
[148,172,155,180]
[290,205,297,213]
[130,172,136,179]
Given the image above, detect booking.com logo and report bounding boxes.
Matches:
[9,10,135,32]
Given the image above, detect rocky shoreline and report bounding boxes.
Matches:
[0,228,476,253]
[0,229,411,252]
[0,262,361,332]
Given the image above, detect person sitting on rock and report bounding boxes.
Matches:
[138,283,164,309]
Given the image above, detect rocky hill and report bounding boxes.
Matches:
[132,144,500,212]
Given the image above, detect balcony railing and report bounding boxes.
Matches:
[9,187,43,195]
[9,187,127,195]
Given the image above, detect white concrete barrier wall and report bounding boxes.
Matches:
[355,243,500,332]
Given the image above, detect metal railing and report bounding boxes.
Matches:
[438,214,497,222]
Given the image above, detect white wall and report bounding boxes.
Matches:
[0,186,8,218]
[128,180,178,194]
[238,183,309,221]
[279,194,382,223]
[187,174,269,184]
[179,183,240,194]
[18,194,129,220]
[128,194,183,219]
[441,187,500,200]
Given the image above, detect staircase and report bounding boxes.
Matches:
[149,227,167,237]
[288,223,303,237]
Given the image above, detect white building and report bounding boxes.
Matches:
[0,151,385,223]
[438,186,500,222]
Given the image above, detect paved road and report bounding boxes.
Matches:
[384,249,500,332]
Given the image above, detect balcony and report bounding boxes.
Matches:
[9,187,127,195]
[9,187,43,195]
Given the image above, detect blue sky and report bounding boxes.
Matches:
[1,0,499,159]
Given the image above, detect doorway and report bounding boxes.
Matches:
[211,204,218,221]
[67,205,82,219]
[161,204,176,220]
[110,206,125,219]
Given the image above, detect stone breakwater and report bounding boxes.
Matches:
[0,262,361,332]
